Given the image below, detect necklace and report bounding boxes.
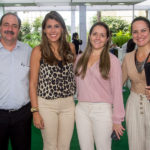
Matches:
[135,50,150,73]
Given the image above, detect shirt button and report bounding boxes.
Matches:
[140,107,143,109]
[140,95,143,100]
[140,112,144,114]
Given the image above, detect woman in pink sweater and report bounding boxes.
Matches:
[74,22,125,150]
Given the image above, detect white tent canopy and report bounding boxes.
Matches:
[0,0,145,7]
[1,0,150,11]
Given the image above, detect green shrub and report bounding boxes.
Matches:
[112,31,131,47]
[22,32,41,48]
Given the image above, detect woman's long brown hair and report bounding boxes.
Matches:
[75,22,111,79]
[40,11,74,65]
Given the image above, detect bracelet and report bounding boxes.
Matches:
[31,107,39,113]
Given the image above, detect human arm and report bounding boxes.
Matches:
[110,56,125,139]
[78,39,82,45]
[122,55,129,86]
[145,59,150,100]
[112,124,125,140]
[145,86,150,100]
[29,46,44,129]
[69,42,76,62]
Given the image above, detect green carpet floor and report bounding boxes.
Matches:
[9,87,130,150]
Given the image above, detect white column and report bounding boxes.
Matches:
[0,7,4,19]
[132,5,135,19]
[148,10,150,20]
[79,5,86,52]
[71,6,76,41]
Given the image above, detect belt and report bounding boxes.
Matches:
[0,102,30,113]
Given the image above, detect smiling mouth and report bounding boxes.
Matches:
[50,34,57,37]
[94,42,101,44]
[137,39,145,42]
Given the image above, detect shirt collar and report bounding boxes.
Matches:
[0,40,20,50]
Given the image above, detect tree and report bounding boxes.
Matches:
[20,17,42,48]
[91,16,129,34]
[18,21,31,41]
[32,16,43,32]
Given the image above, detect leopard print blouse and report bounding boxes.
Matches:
[37,60,76,100]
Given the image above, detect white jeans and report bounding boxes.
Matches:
[75,102,112,150]
[38,96,75,150]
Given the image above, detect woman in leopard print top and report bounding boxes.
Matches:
[29,11,76,150]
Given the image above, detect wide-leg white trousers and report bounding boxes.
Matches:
[75,102,112,150]
[126,91,150,150]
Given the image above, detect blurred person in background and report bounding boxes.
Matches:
[72,32,82,55]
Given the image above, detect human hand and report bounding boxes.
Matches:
[112,124,125,140]
[33,112,44,129]
[145,86,150,100]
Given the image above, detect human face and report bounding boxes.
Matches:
[90,25,108,51]
[132,20,150,47]
[44,19,62,44]
[0,14,20,43]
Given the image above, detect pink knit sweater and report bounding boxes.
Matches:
[75,53,125,124]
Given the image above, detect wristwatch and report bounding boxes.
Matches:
[31,107,39,113]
